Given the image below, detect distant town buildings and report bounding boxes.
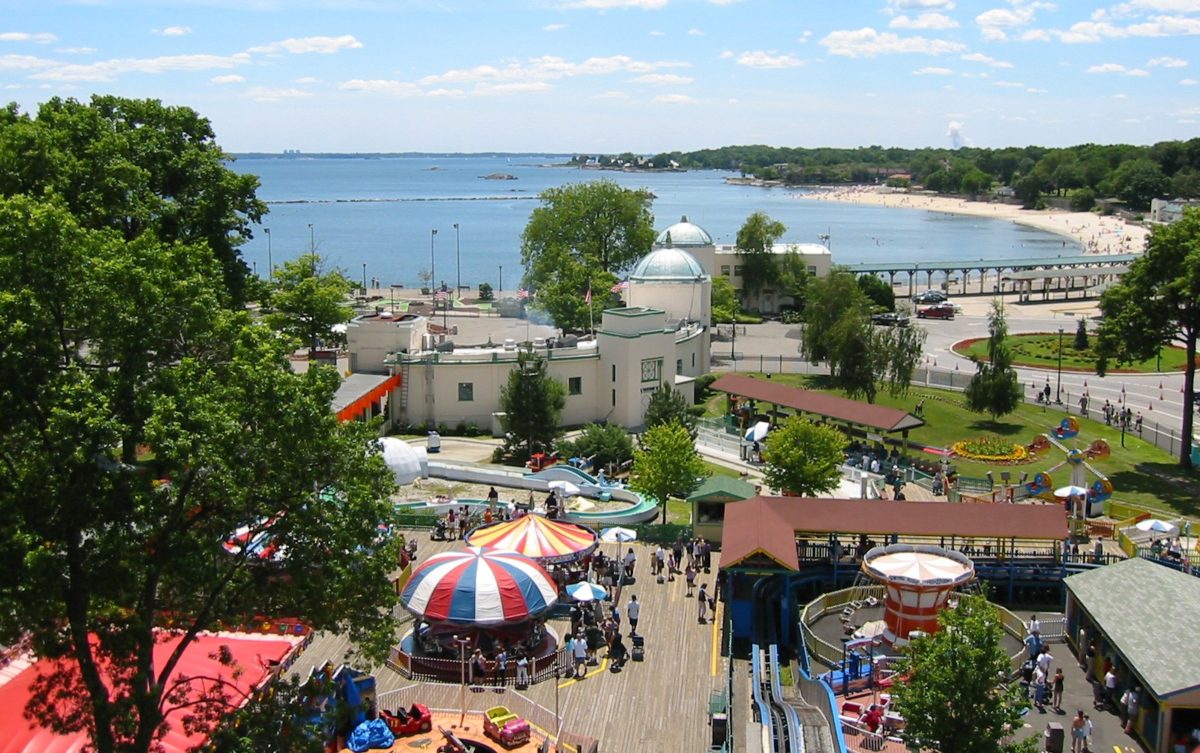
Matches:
[1149,198,1200,224]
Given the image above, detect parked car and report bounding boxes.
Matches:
[916,303,955,320]
[913,290,948,304]
[871,312,910,327]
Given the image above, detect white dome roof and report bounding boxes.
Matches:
[654,215,713,248]
[629,247,707,282]
[380,437,429,486]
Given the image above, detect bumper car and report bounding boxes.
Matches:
[382,703,432,736]
[484,706,530,748]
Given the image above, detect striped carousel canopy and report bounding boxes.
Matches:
[465,514,598,565]
[401,547,559,626]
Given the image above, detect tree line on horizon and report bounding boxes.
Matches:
[591,139,1200,211]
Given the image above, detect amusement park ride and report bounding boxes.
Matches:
[1022,416,1114,519]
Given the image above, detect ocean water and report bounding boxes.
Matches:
[230,155,1077,291]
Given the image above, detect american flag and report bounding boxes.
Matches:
[584,287,592,304]
[518,288,530,300]
[610,280,629,293]
[433,290,448,301]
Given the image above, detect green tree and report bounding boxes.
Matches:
[735,212,787,309]
[711,275,738,323]
[1103,158,1169,210]
[560,423,634,473]
[1067,187,1096,211]
[959,166,994,196]
[801,269,866,364]
[208,673,328,753]
[856,274,895,311]
[1073,318,1089,350]
[893,597,1035,753]
[964,301,1025,421]
[630,422,707,525]
[761,418,845,496]
[1096,207,1200,467]
[0,96,265,304]
[266,252,355,359]
[520,180,654,329]
[496,351,567,462]
[776,250,812,311]
[643,382,697,439]
[0,196,401,753]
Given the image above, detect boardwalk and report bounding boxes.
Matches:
[292,529,730,752]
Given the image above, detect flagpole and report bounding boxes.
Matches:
[587,284,594,334]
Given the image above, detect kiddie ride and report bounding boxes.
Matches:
[1023,426,1114,518]
[484,706,531,749]
[382,703,433,737]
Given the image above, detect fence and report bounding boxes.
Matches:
[375,682,562,742]
[387,645,570,687]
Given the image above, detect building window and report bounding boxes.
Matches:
[568,376,582,395]
[676,358,682,374]
[807,265,817,275]
[640,358,661,383]
[611,364,617,383]
[733,265,744,277]
[692,353,696,368]
[720,265,731,276]
[458,382,474,401]
[612,389,616,407]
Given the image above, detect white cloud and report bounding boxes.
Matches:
[593,90,630,98]
[0,32,57,44]
[245,86,314,102]
[426,88,465,97]
[55,46,96,54]
[631,72,694,84]
[709,0,742,5]
[155,26,192,37]
[994,79,1025,86]
[719,50,734,58]
[30,52,251,81]
[1181,77,1199,84]
[653,93,696,103]
[1110,0,1200,15]
[735,50,805,68]
[1059,14,1200,43]
[295,76,320,84]
[479,82,552,94]
[649,30,666,36]
[1026,86,1048,92]
[561,0,669,8]
[248,35,363,55]
[913,65,954,74]
[975,2,1052,41]
[211,73,245,84]
[961,51,1013,67]
[886,0,957,10]
[340,79,421,96]
[942,83,955,89]
[1127,67,1150,75]
[419,54,688,87]
[1019,28,1053,40]
[890,12,959,29]
[798,30,813,42]
[0,54,56,71]
[543,23,567,32]
[1113,92,1127,98]
[1087,62,1149,75]
[687,28,705,36]
[820,27,966,56]
[1148,55,1188,66]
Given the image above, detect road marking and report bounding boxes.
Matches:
[557,657,609,688]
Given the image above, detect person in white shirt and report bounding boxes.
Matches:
[627,594,641,635]
[623,548,637,580]
[1037,649,1054,675]
[1029,615,1041,639]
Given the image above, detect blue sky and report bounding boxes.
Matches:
[2,0,1198,152]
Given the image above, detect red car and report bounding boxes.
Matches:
[382,703,432,737]
[916,303,955,320]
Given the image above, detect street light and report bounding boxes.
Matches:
[1056,327,1064,404]
[454,634,469,727]
[307,223,315,277]
[362,262,367,294]
[264,227,272,281]
[430,228,438,294]
[498,265,503,296]
[454,222,461,297]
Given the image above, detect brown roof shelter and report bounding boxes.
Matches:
[719,496,1070,572]
[710,373,924,434]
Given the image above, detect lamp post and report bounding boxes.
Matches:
[264,227,272,281]
[499,265,503,297]
[1056,327,1064,404]
[307,223,315,276]
[362,263,367,294]
[430,228,438,294]
[455,634,469,727]
[454,222,461,297]
[554,663,564,744]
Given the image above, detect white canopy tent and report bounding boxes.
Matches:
[379,437,429,486]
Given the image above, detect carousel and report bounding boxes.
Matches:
[397,547,563,683]
[466,514,598,566]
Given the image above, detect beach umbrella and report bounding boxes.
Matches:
[745,421,770,442]
[565,581,607,602]
[401,547,558,626]
[600,527,638,544]
[1053,485,1089,498]
[1135,518,1179,536]
[547,480,581,497]
[465,515,598,564]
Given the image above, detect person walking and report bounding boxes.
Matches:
[1033,665,1049,712]
[1071,710,1087,753]
[1052,668,1065,712]
[697,583,709,623]
[1122,687,1140,733]
[1082,714,1093,752]
[627,594,641,635]
[685,564,696,596]
[515,654,529,688]
[572,631,588,679]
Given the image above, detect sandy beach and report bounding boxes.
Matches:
[799,186,1148,256]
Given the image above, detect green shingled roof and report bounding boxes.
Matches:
[1065,557,1200,699]
[687,474,757,503]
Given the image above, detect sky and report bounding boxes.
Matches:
[2,0,1198,153]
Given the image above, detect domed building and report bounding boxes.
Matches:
[654,215,717,276]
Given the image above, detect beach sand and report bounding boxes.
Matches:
[798,186,1148,256]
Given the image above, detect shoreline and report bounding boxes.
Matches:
[797,186,1148,256]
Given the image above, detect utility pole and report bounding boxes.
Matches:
[454,223,461,297]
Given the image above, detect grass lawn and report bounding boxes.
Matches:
[666,497,691,526]
[954,333,1195,373]
[703,373,1200,517]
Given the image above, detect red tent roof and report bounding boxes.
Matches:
[0,632,302,753]
[710,374,924,433]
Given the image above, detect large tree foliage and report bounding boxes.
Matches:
[735,212,787,308]
[0,197,401,753]
[630,422,707,525]
[1095,207,1200,467]
[801,270,926,403]
[496,351,567,462]
[643,382,697,439]
[0,96,265,304]
[560,423,633,473]
[965,301,1025,421]
[711,275,738,324]
[761,418,845,497]
[520,180,654,331]
[893,598,1035,753]
[856,274,895,311]
[265,252,355,358]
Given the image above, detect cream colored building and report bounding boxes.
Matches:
[651,216,832,314]
[343,245,712,432]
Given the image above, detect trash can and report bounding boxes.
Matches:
[1043,722,1064,753]
[427,431,441,453]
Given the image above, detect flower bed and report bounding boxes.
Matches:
[949,435,1030,464]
